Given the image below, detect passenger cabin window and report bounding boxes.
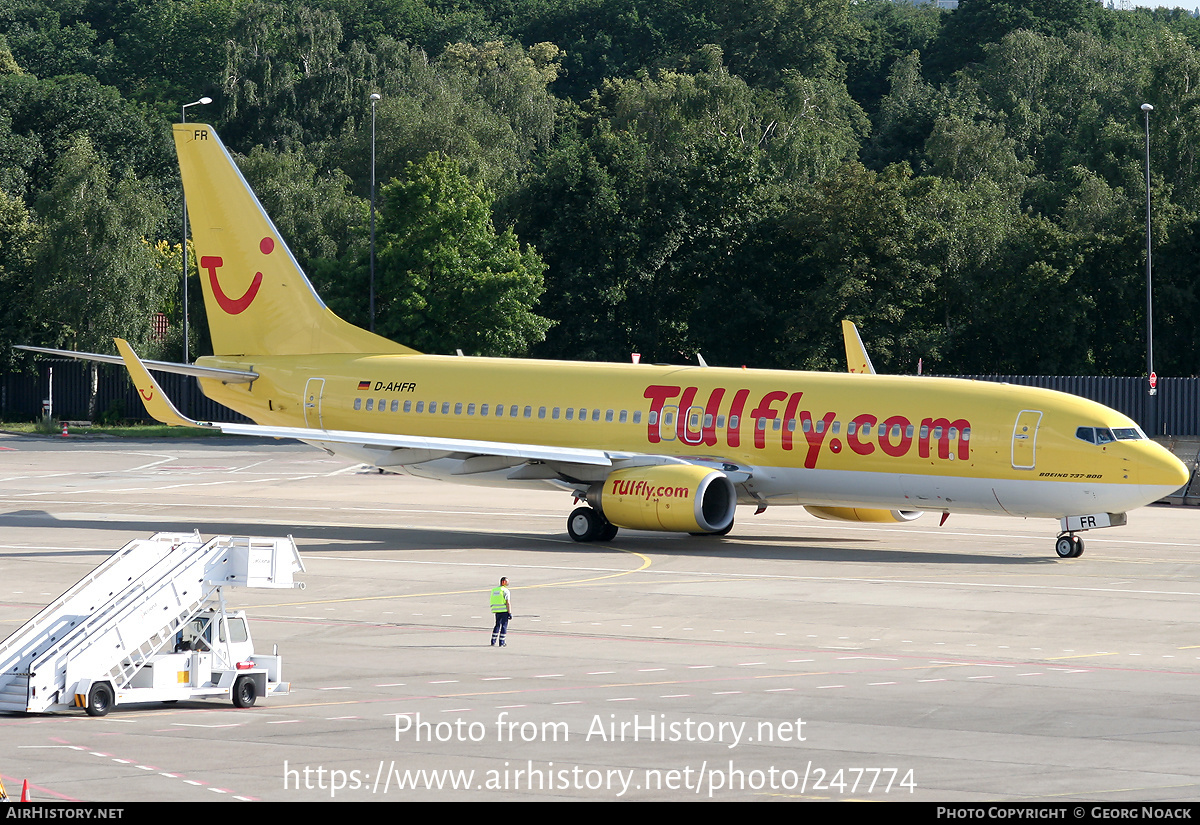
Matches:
[366,399,374,411]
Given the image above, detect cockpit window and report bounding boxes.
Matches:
[1077,425,1145,444]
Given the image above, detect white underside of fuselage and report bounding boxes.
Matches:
[737,466,1172,519]
[311,440,1170,522]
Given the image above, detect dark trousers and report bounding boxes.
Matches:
[491,612,510,644]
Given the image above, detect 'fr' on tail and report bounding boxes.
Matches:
[174,123,415,358]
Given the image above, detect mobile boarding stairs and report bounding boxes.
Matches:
[0,532,304,715]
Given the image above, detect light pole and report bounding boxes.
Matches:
[369,93,381,333]
[181,96,212,365]
[1141,103,1155,401]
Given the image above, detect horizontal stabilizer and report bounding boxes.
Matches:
[15,345,257,384]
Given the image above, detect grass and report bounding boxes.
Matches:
[0,421,227,438]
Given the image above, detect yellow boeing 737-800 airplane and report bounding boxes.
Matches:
[22,124,1190,557]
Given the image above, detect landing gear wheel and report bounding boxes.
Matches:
[233,675,257,708]
[1055,534,1083,558]
[597,521,619,541]
[567,507,603,542]
[1055,535,1073,558]
[85,682,113,717]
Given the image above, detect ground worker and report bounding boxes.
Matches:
[490,576,511,647]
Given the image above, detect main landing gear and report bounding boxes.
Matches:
[1054,533,1084,558]
[567,507,618,542]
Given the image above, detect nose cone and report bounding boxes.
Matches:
[1138,441,1191,500]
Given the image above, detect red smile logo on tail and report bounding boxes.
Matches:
[200,237,274,315]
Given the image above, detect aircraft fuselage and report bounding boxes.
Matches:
[196,352,1184,520]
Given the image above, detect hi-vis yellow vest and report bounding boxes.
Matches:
[490,586,509,613]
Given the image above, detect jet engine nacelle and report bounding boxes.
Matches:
[589,465,736,534]
[804,506,923,523]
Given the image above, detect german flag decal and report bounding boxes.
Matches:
[357,380,371,391]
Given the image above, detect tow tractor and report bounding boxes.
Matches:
[0,532,304,716]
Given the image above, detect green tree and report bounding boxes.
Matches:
[80,0,236,111]
[0,0,114,79]
[512,54,863,364]
[0,71,173,202]
[0,187,40,369]
[926,0,1102,81]
[365,154,551,356]
[333,38,563,196]
[25,132,170,416]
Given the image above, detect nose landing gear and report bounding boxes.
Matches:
[1055,533,1084,558]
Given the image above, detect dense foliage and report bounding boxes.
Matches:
[2,0,1199,376]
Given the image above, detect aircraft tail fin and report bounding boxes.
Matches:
[174,124,415,358]
[841,320,876,375]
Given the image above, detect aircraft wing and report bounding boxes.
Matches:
[218,421,614,466]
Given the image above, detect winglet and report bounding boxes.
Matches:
[114,338,208,428]
[841,320,876,375]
